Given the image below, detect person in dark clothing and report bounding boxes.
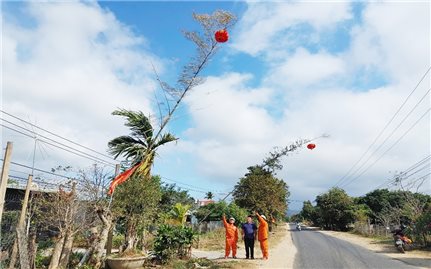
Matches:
[241,215,258,259]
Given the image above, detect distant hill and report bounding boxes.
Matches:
[287,209,300,216]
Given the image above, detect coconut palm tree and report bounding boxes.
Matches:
[205,191,214,200]
[108,109,177,179]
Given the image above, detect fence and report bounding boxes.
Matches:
[193,221,223,234]
[352,221,392,238]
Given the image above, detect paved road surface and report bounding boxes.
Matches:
[290,224,419,269]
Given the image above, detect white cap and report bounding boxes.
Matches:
[261,215,267,220]
[229,217,235,222]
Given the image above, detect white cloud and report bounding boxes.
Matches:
[267,48,345,87]
[2,2,163,172]
[348,2,430,83]
[231,1,352,56]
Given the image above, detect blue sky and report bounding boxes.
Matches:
[2,1,430,210]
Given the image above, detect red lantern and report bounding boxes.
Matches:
[307,143,316,150]
[215,29,229,43]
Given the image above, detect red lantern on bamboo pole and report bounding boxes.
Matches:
[215,29,229,43]
[307,143,316,150]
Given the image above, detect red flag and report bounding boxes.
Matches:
[108,163,141,195]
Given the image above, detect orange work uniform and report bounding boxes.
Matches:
[222,215,239,258]
[257,213,269,259]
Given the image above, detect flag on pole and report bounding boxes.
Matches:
[108,163,141,195]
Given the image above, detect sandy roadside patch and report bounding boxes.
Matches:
[319,230,430,269]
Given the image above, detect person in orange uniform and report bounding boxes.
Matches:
[255,211,269,259]
[222,213,239,258]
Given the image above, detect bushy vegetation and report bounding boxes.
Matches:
[195,201,248,223]
[153,224,196,263]
[296,187,431,247]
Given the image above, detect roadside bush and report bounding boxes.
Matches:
[153,224,196,263]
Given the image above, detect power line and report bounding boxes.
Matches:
[402,155,431,175]
[401,172,430,190]
[372,156,431,190]
[160,176,224,194]
[1,118,117,167]
[333,67,431,187]
[1,159,71,179]
[337,87,430,186]
[340,108,431,188]
[0,110,116,161]
[1,124,116,168]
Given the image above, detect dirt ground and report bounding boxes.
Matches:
[319,230,431,269]
[192,223,297,268]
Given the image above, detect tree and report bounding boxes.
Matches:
[205,191,214,200]
[32,182,84,269]
[108,11,236,180]
[170,203,191,226]
[194,201,248,224]
[106,10,236,260]
[112,175,162,251]
[357,189,394,223]
[315,187,354,231]
[159,184,195,213]
[108,109,178,179]
[300,200,318,224]
[73,164,114,269]
[233,166,290,220]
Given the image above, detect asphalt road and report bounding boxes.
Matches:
[290,224,419,269]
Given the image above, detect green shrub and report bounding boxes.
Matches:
[35,252,50,268]
[153,224,196,263]
[1,211,19,250]
[112,233,124,249]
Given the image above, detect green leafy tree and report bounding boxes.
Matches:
[315,187,354,231]
[112,175,162,251]
[159,184,195,213]
[195,201,248,224]
[300,200,318,224]
[233,166,290,220]
[414,208,431,246]
[357,189,396,223]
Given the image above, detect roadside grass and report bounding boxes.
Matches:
[268,222,288,248]
[195,228,226,251]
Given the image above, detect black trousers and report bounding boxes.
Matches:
[244,238,255,258]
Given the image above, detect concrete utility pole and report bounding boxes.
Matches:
[0,141,13,232]
[9,174,33,269]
